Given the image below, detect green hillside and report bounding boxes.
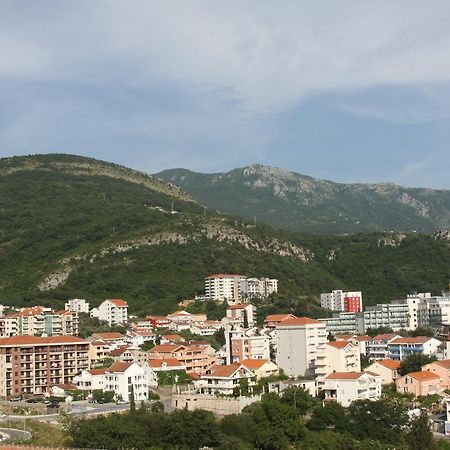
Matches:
[1,154,449,317]
[156,164,450,234]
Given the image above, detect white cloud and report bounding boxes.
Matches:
[1,1,450,113]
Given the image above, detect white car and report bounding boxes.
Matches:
[116,399,128,405]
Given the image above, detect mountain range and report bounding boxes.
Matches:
[156,164,450,234]
[1,154,449,317]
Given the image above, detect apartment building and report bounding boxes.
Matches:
[104,362,148,402]
[319,312,365,336]
[320,290,362,313]
[90,299,128,326]
[0,335,90,398]
[64,299,90,314]
[0,307,79,337]
[323,371,382,407]
[148,343,216,374]
[225,304,256,328]
[275,317,328,377]
[241,359,279,380]
[387,336,441,361]
[315,340,361,384]
[74,368,106,392]
[240,278,278,299]
[205,274,243,302]
[225,328,270,364]
[264,314,296,329]
[366,334,401,360]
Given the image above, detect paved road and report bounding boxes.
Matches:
[0,427,32,442]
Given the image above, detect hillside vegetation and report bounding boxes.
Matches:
[0,154,449,316]
[156,164,450,234]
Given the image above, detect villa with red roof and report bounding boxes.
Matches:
[395,370,443,396]
[90,299,128,326]
[366,359,401,385]
[422,359,450,389]
[104,361,148,402]
[275,317,328,377]
[241,359,279,379]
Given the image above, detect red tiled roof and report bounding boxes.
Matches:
[107,361,133,373]
[108,346,130,356]
[162,334,183,341]
[87,368,106,376]
[326,371,366,380]
[227,304,249,310]
[277,317,322,327]
[407,370,440,381]
[91,332,125,340]
[327,340,351,349]
[390,336,432,345]
[206,363,243,378]
[241,359,269,370]
[353,335,371,342]
[434,360,450,369]
[206,274,242,279]
[0,335,87,346]
[377,359,401,370]
[107,298,128,307]
[372,333,399,341]
[148,344,184,353]
[264,314,296,322]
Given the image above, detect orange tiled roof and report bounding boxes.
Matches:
[91,332,125,340]
[327,340,351,349]
[163,334,183,341]
[108,346,130,356]
[407,370,440,381]
[87,368,107,376]
[372,333,399,341]
[353,335,371,342]
[206,363,243,378]
[390,336,432,345]
[377,359,401,370]
[326,371,366,380]
[434,359,450,369]
[227,304,249,310]
[241,359,269,369]
[107,361,133,373]
[148,344,184,353]
[264,314,296,322]
[277,316,322,327]
[0,335,87,346]
[107,298,128,307]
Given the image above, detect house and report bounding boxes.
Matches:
[388,336,441,360]
[104,362,148,402]
[241,359,279,380]
[107,346,135,363]
[74,368,107,393]
[148,358,186,387]
[422,360,450,390]
[263,314,297,329]
[225,304,256,327]
[160,334,184,344]
[268,379,317,397]
[314,340,361,384]
[195,363,256,396]
[89,332,126,347]
[367,334,401,360]
[145,316,172,330]
[91,299,128,326]
[323,371,382,407]
[126,330,156,348]
[352,335,371,356]
[395,370,443,396]
[88,341,114,366]
[275,317,328,377]
[366,359,401,385]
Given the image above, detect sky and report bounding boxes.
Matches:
[0,1,450,188]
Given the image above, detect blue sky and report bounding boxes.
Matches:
[1,1,449,188]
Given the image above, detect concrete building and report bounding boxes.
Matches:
[240,278,278,299]
[74,368,106,393]
[367,334,401,360]
[319,312,365,336]
[387,336,441,360]
[148,358,186,387]
[315,340,361,384]
[320,290,362,313]
[323,371,382,407]
[365,359,401,385]
[225,304,256,328]
[276,317,328,377]
[225,328,270,364]
[91,299,128,326]
[422,360,450,390]
[0,335,90,398]
[241,359,279,380]
[395,370,443,397]
[205,274,243,302]
[65,299,90,314]
[104,362,148,402]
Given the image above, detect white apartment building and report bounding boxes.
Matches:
[367,334,401,360]
[240,278,278,298]
[315,340,361,384]
[275,317,328,377]
[225,304,256,328]
[104,362,148,402]
[387,336,442,361]
[205,274,243,302]
[418,293,450,326]
[65,299,90,313]
[320,290,362,313]
[91,299,128,326]
[323,371,382,407]
[319,312,365,336]
[225,327,270,364]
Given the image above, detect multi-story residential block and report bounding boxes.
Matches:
[320,290,362,313]
[314,340,361,384]
[225,304,256,327]
[276,317,328,377]
[0,335,89,398]
[422,360,450,390]
[126,330,156,348]
[240,278,278,299]
[90,299,128,326]
[224,327,270,364]
[0,307,79,337]
[148,343,216,374]
[323,371,382,407]
[365,359,401,385]
[205,274,243,302]
[64,299,90,314]
[319,312,365,336]
[195,363,256,396]
[388,336,441,360]
[395,370,443,396]
[418,293,450,326]
[366,334,401,360]
[104,362,148,402]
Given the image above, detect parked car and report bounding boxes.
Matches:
[46,402,60,409]
[97,398,106,404]
[116,399,128,405]
[9,396,22,402]
[25,398,38,403]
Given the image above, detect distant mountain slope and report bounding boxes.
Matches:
[156,164,450,233]
[1,154,449,316]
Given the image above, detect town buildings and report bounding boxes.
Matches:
[323,371,382,407]
[65,299,90,314]
[224,327,270,364]
[205,274,243,302]
[104,362,148,402]
[90,299,128,326]
[366,334,401,360]
[422,360,450,390]
[225,304,256,328]
[366,359,401,385]
[320,290,363,313]
[275,317,328,377]
[395,370,443,396]
[387,336,441,360]
[0,335,89,398]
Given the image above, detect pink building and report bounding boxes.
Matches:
[395,370,443,396]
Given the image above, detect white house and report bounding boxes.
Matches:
[276,317,328,377]
[65,299,90,314]
[74,368,107,393]
[104,362,148,402]
[91,299,128,326]
[148,358,186,387]
[323,371,382,407]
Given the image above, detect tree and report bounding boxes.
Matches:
[130,384,136,414]
[366,326,394,337]
[399,353,437,376]
[279,386,316,415]
[406,412,435,450]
